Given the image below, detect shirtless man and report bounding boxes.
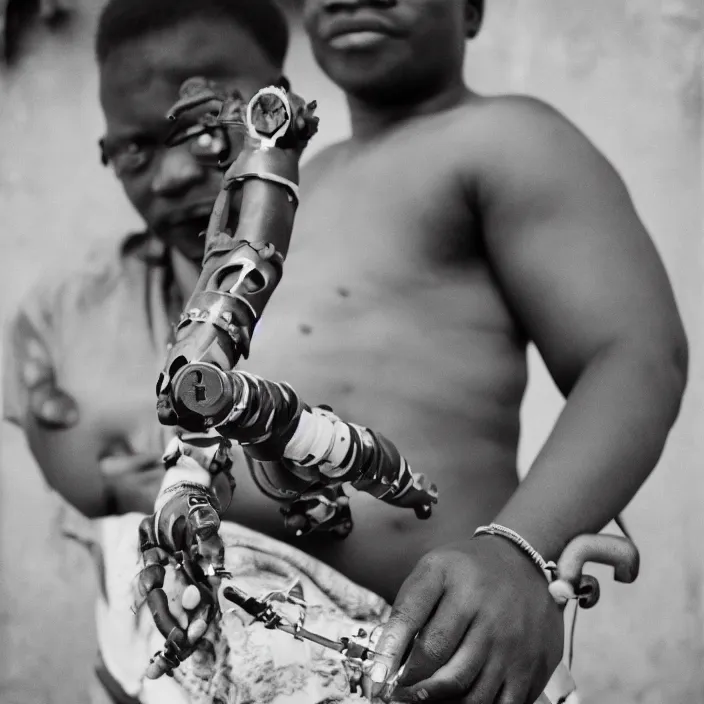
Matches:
[233,0,687,701]
[4,0,687,702]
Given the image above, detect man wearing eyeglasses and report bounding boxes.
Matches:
[4,0,290,518]
[2,0,295,701]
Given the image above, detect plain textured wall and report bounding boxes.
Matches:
[1,2,702,702]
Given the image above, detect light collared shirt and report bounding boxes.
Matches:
[3,232,180,460]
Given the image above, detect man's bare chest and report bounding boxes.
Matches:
[241,154,519,422]
[299,146,476,269]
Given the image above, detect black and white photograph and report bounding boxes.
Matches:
[0,2,701,703]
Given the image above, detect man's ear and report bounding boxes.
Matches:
[464,0,484,39]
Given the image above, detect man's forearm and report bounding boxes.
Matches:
[493,342,687,561]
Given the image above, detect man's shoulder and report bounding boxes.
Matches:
[469,93,561,118]
[452,94,612,187]
[454,94,584,148]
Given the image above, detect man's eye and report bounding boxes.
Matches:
[164,122,231,166]
[113,142,152,175]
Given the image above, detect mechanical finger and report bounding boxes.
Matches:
[145,625,194,680]
[147,588,188,643]
[145,650,180,680]
[187,600,214,645]
[137,547,171,599]
[163,562,199,630]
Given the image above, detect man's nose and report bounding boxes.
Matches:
[151,147,206,197]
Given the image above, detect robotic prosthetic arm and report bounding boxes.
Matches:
[138,79,438,681]
[138,78,322,680]
[168,363,439,535]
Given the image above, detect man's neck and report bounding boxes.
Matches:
[346,79,470,141]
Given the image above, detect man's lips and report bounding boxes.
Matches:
[158,200,215,230]
[320,13,404,50]
[329,31,391,50]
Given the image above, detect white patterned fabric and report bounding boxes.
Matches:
[94,513,577,704]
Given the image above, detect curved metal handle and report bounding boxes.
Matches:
[549,533,640,609]
[557,533,640,584]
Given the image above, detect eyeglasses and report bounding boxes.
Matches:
[165,122,232,168]
[99,122,232,178]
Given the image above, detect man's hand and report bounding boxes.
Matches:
[366,537,564,703]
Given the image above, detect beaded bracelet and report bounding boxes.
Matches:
[473,523,557,583]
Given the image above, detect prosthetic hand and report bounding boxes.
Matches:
[136,433,235,679]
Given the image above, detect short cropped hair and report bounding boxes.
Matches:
[95,0,290,67]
